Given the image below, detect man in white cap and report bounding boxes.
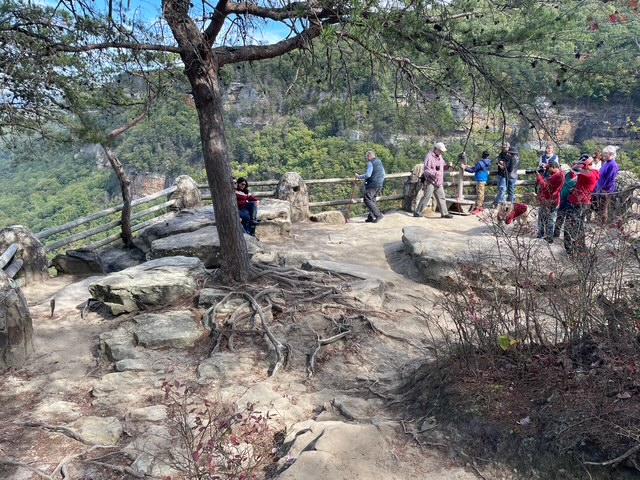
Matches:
[414,142,453,219]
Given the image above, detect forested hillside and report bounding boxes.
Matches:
[2,0,640,232]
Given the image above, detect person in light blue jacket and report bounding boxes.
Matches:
[462,150,491,215]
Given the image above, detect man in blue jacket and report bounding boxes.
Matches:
[355,150,386,223]
[462,150,491,215]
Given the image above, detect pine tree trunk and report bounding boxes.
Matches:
[164,1,252,283]
[101,144,133,247]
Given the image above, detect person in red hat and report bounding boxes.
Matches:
[564,154,600,255]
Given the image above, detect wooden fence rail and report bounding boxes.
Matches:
[34,169,545,254]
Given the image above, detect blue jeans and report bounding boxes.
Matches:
[239,202,258,235]
[538,205,558,239]
[507,177,517,203]
[493,176,507,205]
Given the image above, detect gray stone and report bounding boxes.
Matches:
[133,310,207,348]
[198,288,228,307]
[347,279,386,307]
[169,175,202,210]
[126,405,167,422]
[147,226,261,268]
[100,326,136,362]
[310,210,346,224]
[89,256,205,315]
[255,199,292,239]
[236,383,304,422]
[196,352,255,383]
[51,249,104,275]
[301,259,403,285]
[100,247,146,273]
[35,400,81,420]
[137,206,216,250]
[0,225,48,286]
[0,275,34,370]
[70,416,122,445]
[115,358,148,372]
[331,396,384,421]
[92,371,163,407]
[275,172,309,222]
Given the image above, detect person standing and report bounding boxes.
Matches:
[537,144,559,179]
[492,142,510,207]
[593,145,619,224]
[462,150,491,215]
[535,159,565,242]
[564,156,600,255]
[591,151,603,171]
[553,163,579,239]
[355,150,386,223]
[413,142,453,219]
[506,145,520,203]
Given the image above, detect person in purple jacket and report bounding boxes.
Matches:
[593,145,619,223]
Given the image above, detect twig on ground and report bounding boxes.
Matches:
[584,443,640,467]
[306,329,352,377]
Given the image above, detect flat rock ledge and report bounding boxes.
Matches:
[133,310,208,348]
[89,256,205,315]
[136,206,216,251]
[146,225,261,267]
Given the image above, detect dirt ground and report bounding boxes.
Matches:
[2,210,637,479]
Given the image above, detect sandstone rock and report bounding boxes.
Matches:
[131,172,165,199]
[196,352,256,384]
[0,226,48,286]
[89,256,205,315]
[169,175,202,210]
[99,325,137,362]
[0,275,34,370]
[52,249,104,275]
[302,259,403,285]
[115,358,148,372]
[198,287,228,307]
[126,405,167,423]
[92,371,163,407]
[146,226,261,267]
[255,199,292,239]
[236,383,303,422]
[133,310,207,349]
[275,172,309,222]
[100,247,146,273]
[137,206,216,251]
[347,279,386,307]
[35,400,81,421]
[71,416,122,445]
[310,211,346,224]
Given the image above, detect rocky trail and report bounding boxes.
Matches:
[0,211,504,480]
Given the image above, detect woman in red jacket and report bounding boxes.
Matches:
[236,177,259,236]
[564,156,600,255]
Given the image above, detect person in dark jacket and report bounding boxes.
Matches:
[235,177,259,235]
[564,156,600,255]
[492,142,510,207]
[554,164,579,239]
[355,150,386,223]
[462,150,491,215]
[506,145,520,203]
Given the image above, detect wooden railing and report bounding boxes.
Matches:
[36,169,542,254]
[0,243,22,278]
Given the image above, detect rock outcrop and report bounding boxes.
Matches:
[0,274,34,370]
[52,249,104,275]
[0,226,48,286]
[275,172,309,222]
[169,175,202,210]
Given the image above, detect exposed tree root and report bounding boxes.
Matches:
[306,328,352,378]
[24,421,99,446]
[584,443,640,468]
[0,459,53,480]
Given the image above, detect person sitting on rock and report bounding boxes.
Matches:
[462,150,491,215]
[235,177,259,236]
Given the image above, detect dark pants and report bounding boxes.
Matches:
[554,198,570,238]
[364,187,382,219]
[564,203,588,255]
[239,202,258,235]
[538,204,558,239]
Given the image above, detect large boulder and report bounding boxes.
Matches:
[169,175,202,211]
[136,207,216,252]
[51,249,104,275]
[255,199,292,239]
[146,226,261,267]
[89,256,205,315]
[0,226,48,286]
[0,274,34,370]
[275,172,309,222]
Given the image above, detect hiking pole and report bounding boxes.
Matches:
[345,178,359,223]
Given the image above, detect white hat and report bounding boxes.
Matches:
[434,142,447,152]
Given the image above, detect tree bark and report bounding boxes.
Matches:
[100,144,133,247]
[164,0,252,283]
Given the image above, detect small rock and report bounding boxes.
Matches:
[71,416,122,445]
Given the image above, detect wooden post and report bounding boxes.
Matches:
[457,165,465,201]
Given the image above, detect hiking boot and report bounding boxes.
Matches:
[471,207,483,215]
[413,212,421,217]
[373,214,384,223]
[365,216,374,223]
[441,214,453,219]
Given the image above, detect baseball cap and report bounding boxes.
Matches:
[578,153,592,166]
[434,142,447,152]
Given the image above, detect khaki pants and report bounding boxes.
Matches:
[415,183,448,216]
[475,182,486,209]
